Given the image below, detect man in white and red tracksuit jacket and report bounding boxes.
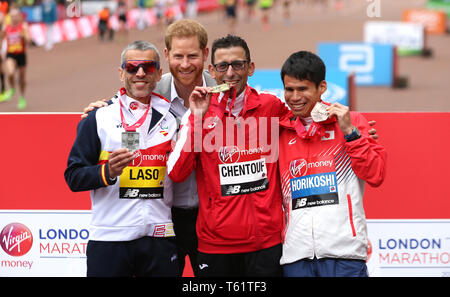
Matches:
[167,35,293,277]
[278,51,387,277]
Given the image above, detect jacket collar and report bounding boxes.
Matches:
[241,86,261,114]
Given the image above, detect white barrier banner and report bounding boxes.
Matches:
[364,21,425,55]
[2,212,449,277]
[367,219,450,277]
[0,210,90,277]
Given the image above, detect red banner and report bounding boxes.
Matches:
[1,113,449,219]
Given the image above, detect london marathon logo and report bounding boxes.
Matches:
[1,223,33,257]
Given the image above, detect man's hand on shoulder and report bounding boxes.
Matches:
[81,99,109,119]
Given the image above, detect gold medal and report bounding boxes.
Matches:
[210,83,230,93]
[311,102,329,122]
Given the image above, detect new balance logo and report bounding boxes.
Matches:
[123,189,139,198]
[225,185,241,195]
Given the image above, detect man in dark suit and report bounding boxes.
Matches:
[157,19,215,277]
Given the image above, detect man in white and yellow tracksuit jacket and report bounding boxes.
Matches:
[64,88,178,276]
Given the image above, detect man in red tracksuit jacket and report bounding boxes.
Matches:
[167,35,292,276]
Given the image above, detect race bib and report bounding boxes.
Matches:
[218,146,269,196]
[289,155,339,210]
[119,146,168,199]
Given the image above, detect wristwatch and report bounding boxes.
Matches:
[344,127,361,142]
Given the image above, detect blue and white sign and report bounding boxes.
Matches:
[248,69,350,106]
[318,42,394,87]
[248,69,285,100]
[322,68,350,106]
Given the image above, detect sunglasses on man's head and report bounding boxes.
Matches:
[121,60,160,74]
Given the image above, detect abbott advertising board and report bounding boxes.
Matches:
[247,69,352,107]
[364,21,425,56]
[318,42,394,87]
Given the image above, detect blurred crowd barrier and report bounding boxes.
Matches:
[22,0,220,47]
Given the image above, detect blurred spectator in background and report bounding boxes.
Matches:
[154,0,166,36]
[98,6,114,41]
[16,0,36,7]
[0,3,7,100]
[116,0,129,42]
[185,0,197,19]
[217,0,226,22]
[244,0,256,23]
[0,0,7,16]
[224,0,237,34]
[165,0,179,26]
[259,0,272,31]
[282,0,292,26]
[136,0,147,30]
[56,0,66,20]
[0,7,31,110]
[41,0,58,50]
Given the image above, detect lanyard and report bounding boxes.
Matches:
[293,115,337,140]
[294,117,324,140]
[118,88,151,132]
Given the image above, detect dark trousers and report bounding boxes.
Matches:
[171,207,199,276]
[283,257,369,277]
[196,244,282,277]
[98,20,113,41]
[86,236,179,277]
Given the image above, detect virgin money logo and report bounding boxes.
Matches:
[129,101,139,110]
[131,150,143,167]
[289,159,308,178]
[218,146,240,164]
[1,223,33,257]
[130,150,167,167]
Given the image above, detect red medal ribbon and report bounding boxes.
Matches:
[293,101,337,139]
[214,85,251,119]
[293,117,329,140]
[118,87,152,132]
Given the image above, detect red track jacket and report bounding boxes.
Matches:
[168,86,292,254]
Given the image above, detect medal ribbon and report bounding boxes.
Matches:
[214,85,251,119]
[293,101,337,139]
[118,87,152,132]
[293,117,326,140]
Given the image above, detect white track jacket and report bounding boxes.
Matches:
[65,89,177,241]
[278,110,387,264]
